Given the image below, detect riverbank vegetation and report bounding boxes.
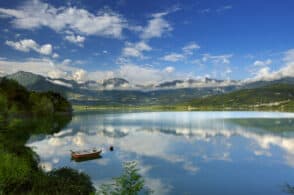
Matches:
[0,78,95,194]
[98,161,150,194]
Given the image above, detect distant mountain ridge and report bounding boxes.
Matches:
[4,71,294,106]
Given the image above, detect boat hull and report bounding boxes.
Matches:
[71,150,102,159]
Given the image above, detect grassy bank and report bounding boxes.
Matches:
[73,103,294,113]
[72,104,187,112]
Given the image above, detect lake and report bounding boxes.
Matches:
[27,111,294,195]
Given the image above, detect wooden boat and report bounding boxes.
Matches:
[71,148,102,159]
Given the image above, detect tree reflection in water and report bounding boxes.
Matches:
[0,115,95,194]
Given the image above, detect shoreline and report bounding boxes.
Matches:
[72,105,294,113]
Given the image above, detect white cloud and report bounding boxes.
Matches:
[252,63,294,81]
[140,11,172,39]
[182,42,200,55]
[0,0,126,38]
[122,41,152,58]
[118,64,163,85]
[161,53,185,62]
[39,44,53,55]
[0,57,95,83]
[164,66,175,73]
[253,59,272,66]
[284,49,294,63]
[249,49,294,81]
[62,59,71,66]
[5,39,37,52]
[0,58,66,79]
[0,58,181,85]
[72,69,87,83]
[87,70,115,81]
[161,42,200,62]
[5,39,53,56]
[65,34,85,46]
[52,53,59,58]
[202,53,232,64]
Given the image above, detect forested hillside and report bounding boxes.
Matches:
[0,78,72,116]
[187,84,294,111]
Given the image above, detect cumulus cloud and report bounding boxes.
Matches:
[52,53,59,58]
[122,41,152,58]
[65,34,85,46]
[284,49,294,62]
[0,58,66,78]
[252,64,294,81]
[0,57,96,83]
[182,42,200,55]
[140,11,172,39]
[164,66,175,73]
[39,44,52,55]
[0,0,126,38]
[202,53,232,65]
[161,42,200,62]
[0,58,184,85]
[118,64,163,85]
[161,53,185,62]
[62,59,71,66]
[72,69,87,83]
[249,49,294,81]
[253,59,272,66]
[5,39,53,55]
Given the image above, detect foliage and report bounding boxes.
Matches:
[0,93,8,114]
[98,161,149,195]
[0,151,31,192]
[0,116,96,194]
[0,78,72,116]
[31,168,95,195]
[0,80,94,194]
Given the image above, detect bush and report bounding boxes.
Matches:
[98,161,149,195]
[0,151,31,193]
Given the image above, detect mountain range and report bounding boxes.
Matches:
[3,71,294,106]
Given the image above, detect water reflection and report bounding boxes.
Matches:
[27,112,294,195]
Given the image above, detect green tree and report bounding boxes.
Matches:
[31,95,54,115]
[98,161,149,195]
[0,93,7,113]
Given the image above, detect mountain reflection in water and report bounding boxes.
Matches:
[27,111,294,195]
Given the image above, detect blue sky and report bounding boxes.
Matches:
[0,0,293,84]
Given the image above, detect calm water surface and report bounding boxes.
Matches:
[27,111,294,195]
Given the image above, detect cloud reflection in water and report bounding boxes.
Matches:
[27,112,294,194]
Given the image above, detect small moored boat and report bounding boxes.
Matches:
[71,148,102,159]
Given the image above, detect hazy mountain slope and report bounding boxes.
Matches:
[242,77,294,89]
[5,71,73,96]
[188,84,294,111]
